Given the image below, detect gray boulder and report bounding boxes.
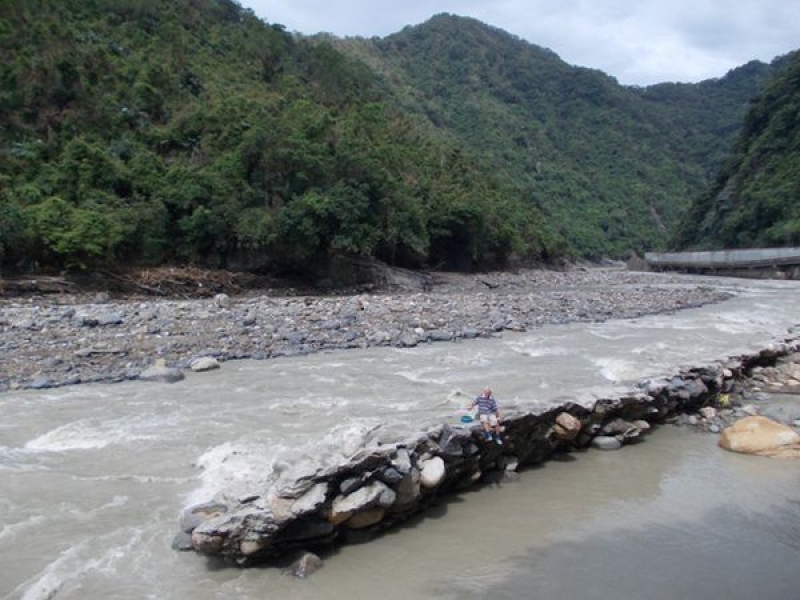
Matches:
[287,551,323,578]
[139,359,185,383]
[591,436,622,451]
[427,329,453,342]
[329,481,395,523]
[180,502,229,533]
[291,483,329,516]
[214,293,231,309]
[29,376,54,390]
[97,312,124,326]
[420,456,446,488]
[190,356,220,372]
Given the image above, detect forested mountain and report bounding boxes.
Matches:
[335,14,782,258]
[0,4,792,277]
[0,1,549,274]
[673,51,800,249]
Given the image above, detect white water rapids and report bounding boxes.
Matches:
[2,275,800,600]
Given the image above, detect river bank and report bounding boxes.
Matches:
[3,276,800,599]
[0,267,730,392]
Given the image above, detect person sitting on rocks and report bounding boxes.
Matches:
[469,387,503,444]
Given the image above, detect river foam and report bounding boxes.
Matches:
[13,528,145,600]
[24,417,161,452]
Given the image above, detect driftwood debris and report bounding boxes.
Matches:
[1,267,262,299]
[101,268,249,298]
[0,276,75,296]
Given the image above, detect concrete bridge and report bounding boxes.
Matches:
[644,247,800,279]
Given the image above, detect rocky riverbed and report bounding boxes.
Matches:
[674,347,800,433]
[0,267,730,392]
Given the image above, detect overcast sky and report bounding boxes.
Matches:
[239,0,799,86]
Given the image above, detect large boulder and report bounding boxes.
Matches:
[390,468,421,512]
[718,416,800,457]
[328,481,395,524]
[420,457,446,489]
[553,412,581,441]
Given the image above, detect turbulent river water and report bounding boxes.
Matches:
[2,275,800,600]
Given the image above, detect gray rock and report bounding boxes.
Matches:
[339,477,363,495]
[396,332,419,348]
[190,356,220,372]
[283,331,306,345]
[275,461,322,499]
[171,531,194,551]
[591,436,622,450]
[376,485,396,509]
[179,502,229,533]
[390,468,421,511]
[330,481,393,519]
[427,329,453,342]
[97,312,123,326]
[346,507,386,529]
[286,551,323,578]
[78,314,100,327]
[420,456,446,488]
[391,448,412,475]
[369,330,392,344]
[378,467,404,485]
[29,376,54,390]
[139,359,185,383]
[602,418,641,441]
[214,293,231,309]
[292,483,329,516]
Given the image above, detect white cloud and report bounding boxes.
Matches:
[241,0,800,85]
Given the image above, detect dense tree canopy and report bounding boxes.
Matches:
[0,0,549,274]
[335,14,783,258]
[0,5,794,276]
[672,51,800,249]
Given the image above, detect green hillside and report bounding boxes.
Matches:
[673,51,800,249]
[0,1,550,274]
[0,5,792,277]
[336,14,780,258]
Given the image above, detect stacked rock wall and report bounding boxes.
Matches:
[178,340,798,566]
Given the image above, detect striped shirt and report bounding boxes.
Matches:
[474,395,498,415]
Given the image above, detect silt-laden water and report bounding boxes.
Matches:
[2,275,800,600]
